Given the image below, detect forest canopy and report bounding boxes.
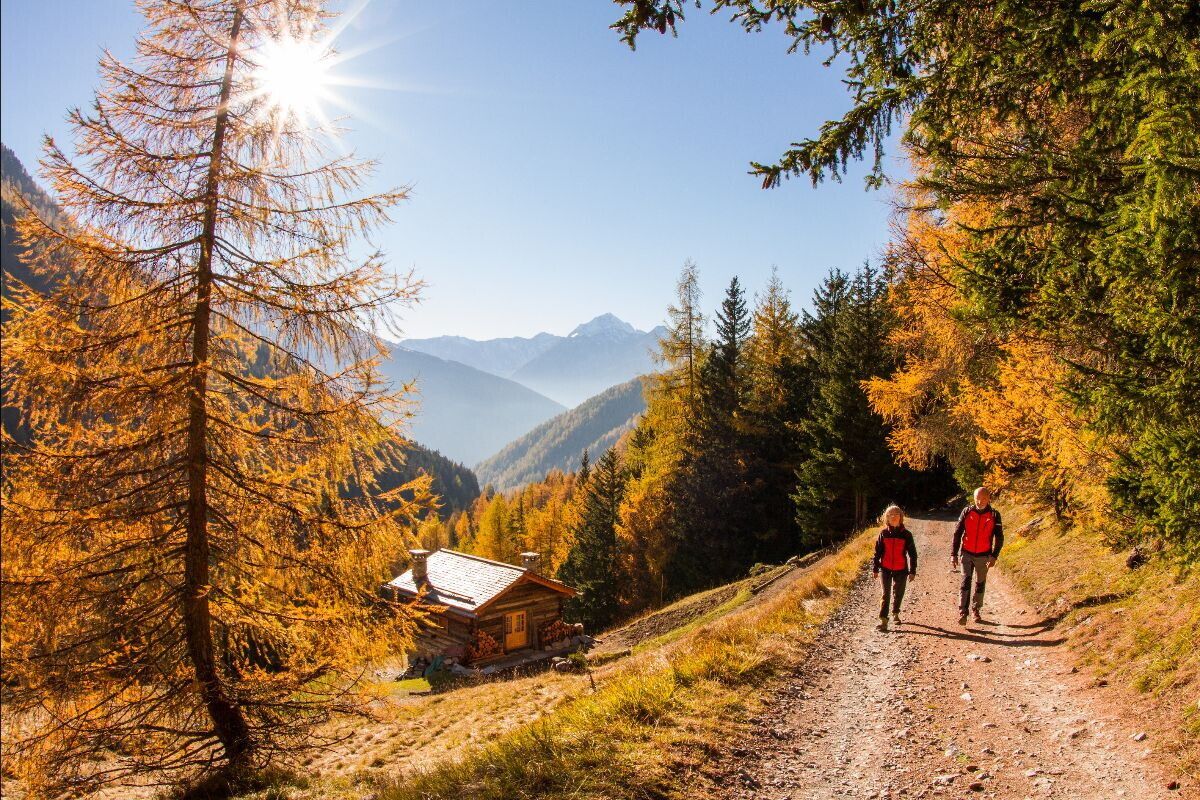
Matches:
[613,0,1200,558]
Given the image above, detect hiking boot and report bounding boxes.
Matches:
[891,613,901,626]
[877,617,889,632]
[973,610,984,623]
[958,613,969,626]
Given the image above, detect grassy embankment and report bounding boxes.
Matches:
[999,507,1200,776]
[373,530,875,800]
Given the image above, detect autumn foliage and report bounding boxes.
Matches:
[1,0,428,793]
[867,188,1116,533]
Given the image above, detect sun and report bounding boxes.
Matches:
[251,34,334,127]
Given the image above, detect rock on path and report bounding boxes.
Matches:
[714,516,1187,800]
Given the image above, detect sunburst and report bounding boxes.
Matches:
[249,25,337,134]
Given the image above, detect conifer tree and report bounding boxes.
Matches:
[510,494,528,557]
[744,269,807,561]
[792,265,952,545]
[558,447,627,630]
[577,447,591,487]
[671,276,755,587]
[473,493,513,562]
[709,275,751,412]
[657,259,706,412]
[0,1,425,791]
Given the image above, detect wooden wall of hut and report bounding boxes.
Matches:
[476,582,565,652]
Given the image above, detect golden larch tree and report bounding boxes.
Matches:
[867,177,1116,528]
[1,0,427,793]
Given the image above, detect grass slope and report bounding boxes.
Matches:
[374,532,874,800]
[226,535,872,800]
[999,508,1200,776]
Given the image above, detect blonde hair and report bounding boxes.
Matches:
[881,505,905,526]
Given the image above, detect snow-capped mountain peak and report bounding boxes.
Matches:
[568,313,638,339]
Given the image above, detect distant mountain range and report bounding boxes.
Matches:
[395,331,560,377]
[402,313,666,408]
[475,377,647,491]
[377,347,565,466]
[3,143,661,489]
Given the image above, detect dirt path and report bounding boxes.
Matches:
[719,516,1189,799]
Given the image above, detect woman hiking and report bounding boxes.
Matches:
[873,505,917,632]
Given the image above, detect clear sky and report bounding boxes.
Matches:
[0,0,900,340]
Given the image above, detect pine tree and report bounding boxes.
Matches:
[0,1,425,791]
[710,275,751,412]
[577,447,591,487]
[793,265,951,546]
[656,259,705,412]
[670,276,755,589]
[558,448,627,630]
[744,269,807,562]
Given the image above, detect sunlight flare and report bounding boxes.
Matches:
[250,31,335,128]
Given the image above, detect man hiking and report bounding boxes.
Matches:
[952,487,1004,625]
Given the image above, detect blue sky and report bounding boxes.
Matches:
[0,0,900,340]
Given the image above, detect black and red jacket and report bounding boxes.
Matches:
[873,525,917,575]
[953,505,1004,557]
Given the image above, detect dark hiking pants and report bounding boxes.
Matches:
[959,552,991,614]
[879,570,908,618]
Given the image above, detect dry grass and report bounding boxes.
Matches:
[222,535,872,799]
[371,531,876,800]
[999,507,1200,776]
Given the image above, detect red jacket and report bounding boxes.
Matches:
[953,505,1004,557]
[873,526,917,574]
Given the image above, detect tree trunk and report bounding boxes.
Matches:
[183,7,252,769]
[853,490,867,530]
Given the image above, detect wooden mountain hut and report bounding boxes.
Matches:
[386,549,578,664]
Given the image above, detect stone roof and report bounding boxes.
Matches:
[387,549,573,618]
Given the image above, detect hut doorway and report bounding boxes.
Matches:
[504,610,528,651]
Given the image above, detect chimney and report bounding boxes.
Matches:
[520,552,541,571]
[409,549,431,584]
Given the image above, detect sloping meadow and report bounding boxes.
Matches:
[999,509,1200,778]
[374,531,875,800]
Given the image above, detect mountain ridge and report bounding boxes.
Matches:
[402,315,666,407]
[474,377,647,491]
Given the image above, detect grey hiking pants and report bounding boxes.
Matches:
[879,570,907,618]
[959,551,990,614]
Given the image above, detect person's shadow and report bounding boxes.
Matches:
[901,621,1065,647]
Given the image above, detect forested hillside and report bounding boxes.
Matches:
[371,441,480,517]
[475,377,645,491]
[1,144,60,298]
[430,265,955,631]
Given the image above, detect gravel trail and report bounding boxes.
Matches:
[718,515,1189,800]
